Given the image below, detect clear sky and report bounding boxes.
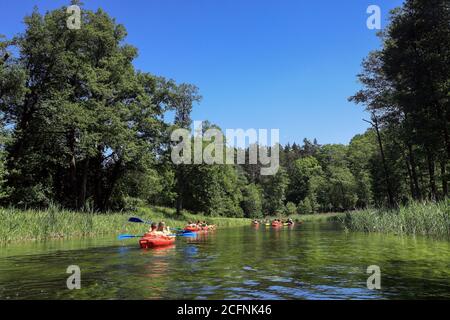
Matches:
[0,0,404,145]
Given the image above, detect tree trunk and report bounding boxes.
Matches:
[93,146,104,211]
[370,116,395,207]
[407,143,421,200]
[426,149,437,201]
[79,158,89,210]
[175,166,184,215]
[441,160,448,198]
[404,152,415,199]
[102,159,123,211]
[437,104,450,160]
[67,129,77,209]
[176,195,183,215]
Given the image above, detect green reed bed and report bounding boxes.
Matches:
[289,212,345,223]
[341,201,450,238]
[263,212,344,223]
[0,206,251,244]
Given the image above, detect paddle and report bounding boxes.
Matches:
[118,234,143,240]
[118,231,196,240]
[128,217,152,224]
[174,232,197,238]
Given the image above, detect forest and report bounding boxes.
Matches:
[0,0,448,219]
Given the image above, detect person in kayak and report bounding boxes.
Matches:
[147,222,158,235]
[156,221,171,236]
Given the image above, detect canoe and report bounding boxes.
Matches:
[139,234,175,249]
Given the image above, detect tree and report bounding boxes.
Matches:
[0,6,177,210]
[347,130,377,207]
[350,0,450,203]
[286,156,323,205]
[241,183,263,218]
[317,166,358,211]
[261,168,289,215]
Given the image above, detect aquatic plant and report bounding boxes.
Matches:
[341,201,450,238]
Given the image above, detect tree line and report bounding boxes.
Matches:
[0,1,448,217]
[349,0,449,206]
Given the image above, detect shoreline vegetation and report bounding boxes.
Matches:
[2,200,448,244]
[0,206,251,244]
[341,201,450,239]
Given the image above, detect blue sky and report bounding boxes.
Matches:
[0,0,404,145]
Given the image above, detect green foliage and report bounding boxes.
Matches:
[350,0,450,204]
[0,205,251,244]
[284,201,297,216]
[347,131,377,207]
[0,5,200,211]
[287,156,323,205]
[298,197,314,215]
[261,168,289,215]
[342,201,450,238]
[241,183,263,218]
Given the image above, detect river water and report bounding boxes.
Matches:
[0,222,449,299]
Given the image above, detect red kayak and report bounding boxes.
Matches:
[184,226,208,233]
[184,226,200,232]
[139,234,175,249]
[271,221,282,227]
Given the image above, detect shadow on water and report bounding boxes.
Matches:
[0,222,449,299]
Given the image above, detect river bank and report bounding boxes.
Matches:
[341,200,450,238]
[1,200,448,244]
[0,206,250,244]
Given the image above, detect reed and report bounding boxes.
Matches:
[265,212,345,223]
[340,200,450,238]
[0,205,251,244]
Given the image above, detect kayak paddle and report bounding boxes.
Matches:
[118,232,196,240]
[128,217,152,224]
[174,232,197,238]
[118,234,143,240]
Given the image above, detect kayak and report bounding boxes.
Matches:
[184,226,209,233]
[185,226,201,232]
[139,234,175,249]
[272,222,282,227]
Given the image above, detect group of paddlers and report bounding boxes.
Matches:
[147,221,172,236]
[186,220,217,231]
[147,220,217,236]
[252,218,295,226]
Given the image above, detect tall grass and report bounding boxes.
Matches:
[0,205,251,244]
[262,212,344,223]
[341,200,450,238]
[287,212,345,223]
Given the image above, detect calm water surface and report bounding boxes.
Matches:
[1,222,449,299]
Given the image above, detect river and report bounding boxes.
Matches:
[1,222,449,299]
